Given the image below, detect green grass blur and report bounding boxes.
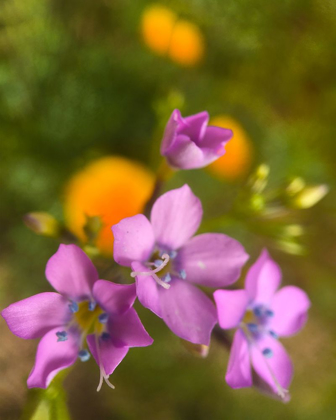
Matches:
[0,0,336,419]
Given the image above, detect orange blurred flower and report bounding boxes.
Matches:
[64,156,155,255]
[208,116,253,180]
[141,4,204,67]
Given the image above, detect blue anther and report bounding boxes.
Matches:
[69,301,79,313]
[101,332,111,341]
[179,269,187,280]
[98,313,109,324]
[269,330,278,339]
[78,349,90,362]
[169,250,177,259]
[88,301,96,311]
[262,348,273,358]
[266,309,274,317]
[56,331,68,342]
[253,306,263,317]
[154,259,163,268]
[247,323,259,333]
[162,273,171,283]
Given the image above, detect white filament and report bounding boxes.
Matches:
[95,333,115,392]
[131,253,171,290]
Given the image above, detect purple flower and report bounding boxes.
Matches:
[214,249,310,400]
[160,109,233,169]
[112,185,248,345]
[1,244,153,389]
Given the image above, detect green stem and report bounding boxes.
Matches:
[144,159,175,217]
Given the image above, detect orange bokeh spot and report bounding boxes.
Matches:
[64,156,155,255]
[208,116,253,180]
[141,5,177,56]
[141,4,204,66]
[169,20,204,66]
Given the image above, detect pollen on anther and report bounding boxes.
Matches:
[101,332,111,341]
[179,269,186,279]
[98,313,109,324]
[69,301,79,313]
[247,323,258,333]
[56,331,68,342]
[266,309,274,317]
[162,273,171,283]
[88,301,97,311]
[78,349,91,362]
[262,348,273,358]
[154,259,163,268]
[269,330,278,339]
[253,306,263,317]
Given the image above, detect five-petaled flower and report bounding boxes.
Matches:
[160,109,233,170]
[214,249,310,400]
[1,244,153,389]
[112,184,248,345]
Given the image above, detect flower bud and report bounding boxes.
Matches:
[275,238,305,255]
[248,164,270,193]
[286,177,305,196]
[282,224,304,237]
[292,184,329,209]
[23,212,59,237]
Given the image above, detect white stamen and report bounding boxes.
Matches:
[130,253,171,289]
[95,333,115,392]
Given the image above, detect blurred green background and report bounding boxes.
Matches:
[1,0,336,419]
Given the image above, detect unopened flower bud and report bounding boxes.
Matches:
[292,184,329,209]
[276,239,305,255]
[249,194,265,212]
[23,212,59,237]
[282,224,304,237]
[286,177,305,196]
[248,164,270,193]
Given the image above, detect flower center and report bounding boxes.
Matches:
[55,299,115,391]
[240,305,288,400]
[130,250,187,289]
[242,304,275,337]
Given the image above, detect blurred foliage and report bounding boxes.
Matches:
[0,0,336,419]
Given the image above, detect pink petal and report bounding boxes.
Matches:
[225,329,252,388]
[245,249,281,304]
[150,185,202,251]
[108,308,153,348]
[132,262,162,318]
[201,126,233,149]
[270,286,310,337]
[1,292,70,339]
[177,233,249,287]
[163,134,205,169]
[214,290,248,329]
[251,335,293,395]
[159,279,217,345]
[93,281,136,316]
[160,109,180,154]
[179,111,209,144]
[27,328,79,388]
[112,214,155,267]
[45,244,98,301]
[87,334,128,376]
